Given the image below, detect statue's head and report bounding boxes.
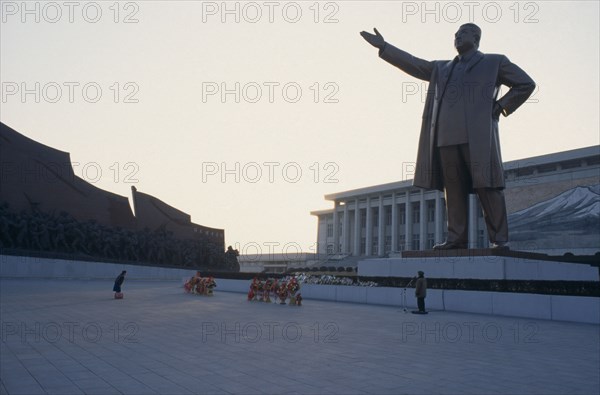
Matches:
[454,23,481,54]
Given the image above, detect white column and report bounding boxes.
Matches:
[365,197,372,256]
[332,201,340,254]
[317,215,326,255]
[468,195,477,249]
[391,193,398,252]
[419,190,426,250]
[342,202,350,254]
[378,196,385,256]
[483,223,489,248]
[434,190,443,244]
[353,199,360,256]
[405,191,412,250]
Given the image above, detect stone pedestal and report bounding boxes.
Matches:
[358,251,599,281]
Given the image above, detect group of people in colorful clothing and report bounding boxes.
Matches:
[247,277,302,305]
[184,271,217,296]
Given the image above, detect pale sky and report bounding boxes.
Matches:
[1,0,599,256]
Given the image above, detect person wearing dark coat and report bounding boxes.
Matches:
[360,24,535,250]
[113,270,127,293]
[414,271,427,313]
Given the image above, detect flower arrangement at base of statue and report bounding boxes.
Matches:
[203,277,217,296]
[247,277,256,301]
[246,276,302,305]
[287,278,300,306]
[262,278,273,302]
[257,279,264,299]
[183,272,217,296]
[277,281,289,304]
[270,279,279,302]
[248,277,263,301]
[184,272,200,293]
[196,278,206,295]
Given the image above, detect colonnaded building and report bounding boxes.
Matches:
[311,146,600,257]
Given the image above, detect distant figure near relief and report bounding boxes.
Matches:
[113,270,126,299]
[360,24,535,250]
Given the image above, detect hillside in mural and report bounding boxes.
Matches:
[508,184,600,250]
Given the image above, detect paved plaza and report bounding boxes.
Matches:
[1,279,598,395]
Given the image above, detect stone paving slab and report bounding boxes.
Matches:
[0,279,598,395]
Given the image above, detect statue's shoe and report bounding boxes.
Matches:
[432,241,467,250]
[490,242,510,250]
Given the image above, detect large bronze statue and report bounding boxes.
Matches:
[360,24,535,250]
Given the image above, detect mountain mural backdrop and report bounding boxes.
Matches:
[508,184,600,250]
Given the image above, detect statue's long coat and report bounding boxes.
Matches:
[379,44,535,191]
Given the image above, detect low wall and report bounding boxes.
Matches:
[0,254,196,280]
[216,279,600,325]
[2,255,598,324]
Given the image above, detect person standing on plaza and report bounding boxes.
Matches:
[414,271,427,313]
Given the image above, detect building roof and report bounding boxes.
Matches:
[322,145,599,202]
[324,179,414,201]
[503,145,599,170]
[310,208,334,216]
[239,252,318,262]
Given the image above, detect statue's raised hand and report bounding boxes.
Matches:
[360,28,385,49]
